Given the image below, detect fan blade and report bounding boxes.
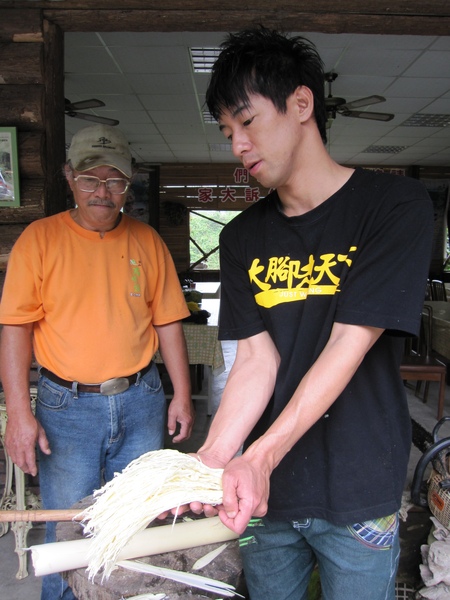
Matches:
[66,99,105,110]
[66,111,120,126]
[342,95,386,110]
[339,109,394,122]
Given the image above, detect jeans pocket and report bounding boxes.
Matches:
[139,364,163,394]
[347,513,398,550]
[38,377,71,410]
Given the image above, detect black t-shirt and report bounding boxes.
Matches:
[218,168,434,525]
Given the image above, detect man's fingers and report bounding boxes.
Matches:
[38,428,51,456]
[171,419,192,443]
[217,505,250,535]
[19,448,38,477]
[167,413,177,436]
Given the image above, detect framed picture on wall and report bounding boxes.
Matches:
[0,127,20,208]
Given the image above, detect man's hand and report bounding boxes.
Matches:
[167,394,195,443]
[155,320,193,443]
[215,454,270,534]
[4,413,51,476]
[161,452,270,535]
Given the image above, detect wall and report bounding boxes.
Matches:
[0,9,66,288]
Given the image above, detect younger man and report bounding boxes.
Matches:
[189,27,433,600]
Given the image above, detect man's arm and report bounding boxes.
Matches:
[0,324,51,475]
[198,329,281,464]
[197,322,383,533]
[154,321,195,443]
[156,329,279,523]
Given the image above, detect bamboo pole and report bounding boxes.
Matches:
[0,509,82,523]
[30,517,238,577]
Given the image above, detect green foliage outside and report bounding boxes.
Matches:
[445,228,450,272]
[190,210,240,270]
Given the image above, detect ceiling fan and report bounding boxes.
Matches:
[65,98,120,126]
[325,73,394,126]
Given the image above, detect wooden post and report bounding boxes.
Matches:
[43,18,67,216]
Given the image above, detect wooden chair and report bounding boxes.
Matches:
[400,305,446,420]
[431,279,447,301]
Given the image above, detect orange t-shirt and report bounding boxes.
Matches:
[0,211,189,382]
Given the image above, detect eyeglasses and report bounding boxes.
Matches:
[73,175,130,195]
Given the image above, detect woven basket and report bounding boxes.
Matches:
[411,417,450,525]
[427,468,450,528]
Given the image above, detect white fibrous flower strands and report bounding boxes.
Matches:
[79,449,224,580]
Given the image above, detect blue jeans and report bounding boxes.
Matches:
[239,514,400,600]
[36,363,166,600]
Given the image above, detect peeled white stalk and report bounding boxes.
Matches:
[118,559,244,598]
[79,449,225,580]
[30,516,238,577]
[192,543,229,570]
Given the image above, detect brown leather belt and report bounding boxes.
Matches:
[40,362,153,395]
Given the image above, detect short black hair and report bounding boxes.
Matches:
[206,26,328,143]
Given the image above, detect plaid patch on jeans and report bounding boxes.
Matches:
[347,513,398,549]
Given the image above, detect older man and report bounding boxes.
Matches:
[0,124,194,600]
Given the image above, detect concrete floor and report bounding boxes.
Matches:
[1,340,449,599]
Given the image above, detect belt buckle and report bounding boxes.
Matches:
[99,377,130,396]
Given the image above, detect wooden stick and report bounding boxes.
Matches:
[0,509,82,523]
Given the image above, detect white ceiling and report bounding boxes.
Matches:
[64,31,450,168]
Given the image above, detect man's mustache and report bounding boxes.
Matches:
[87,200,115,208]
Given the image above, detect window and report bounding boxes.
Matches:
[189,210,240,270]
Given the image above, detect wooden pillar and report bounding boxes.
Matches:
[42,18,66,217]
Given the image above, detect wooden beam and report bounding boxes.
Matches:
[18,132,46,180]
[0,2,449,35]
[0,86,44,131]
[0,42,43,85]
[0,6,448,41]
[2,1,449,14]
[39,10,450,36]
[0,180,45,225]
[0,9,43,42]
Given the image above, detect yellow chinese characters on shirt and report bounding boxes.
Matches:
[249,246,357,308]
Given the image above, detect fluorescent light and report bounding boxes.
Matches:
[209,143,232,152]
[190,47,221,73]
[401,114,450,127]
[362,145,409,154]
[202,110,217,124]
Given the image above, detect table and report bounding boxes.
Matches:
[154,299,224,415]
[424,301,450,361]
[193,281,221,298]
